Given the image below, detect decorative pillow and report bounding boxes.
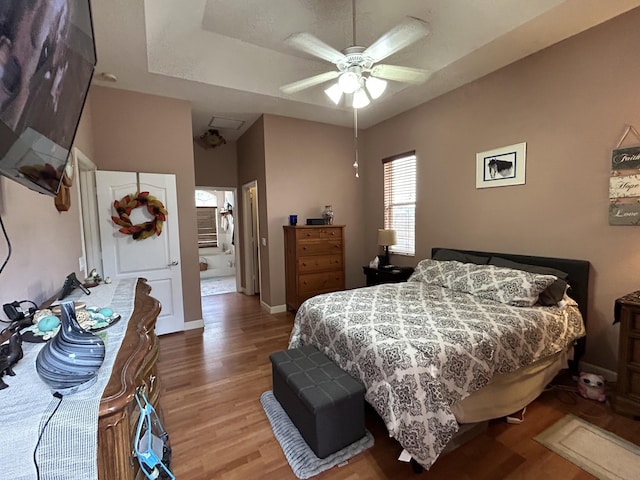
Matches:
[488,257,568,306]
[408,258,452,285]
[432,249,490,265]
[408,259,557,307]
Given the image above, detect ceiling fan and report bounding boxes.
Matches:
[280,0,430,109]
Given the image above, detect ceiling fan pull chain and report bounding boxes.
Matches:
[353,108,359,178]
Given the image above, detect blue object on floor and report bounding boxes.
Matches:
[260,390,374,479]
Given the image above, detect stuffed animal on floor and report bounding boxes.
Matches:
[577,372,606,402]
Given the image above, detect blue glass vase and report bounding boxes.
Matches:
[36,301,105,395]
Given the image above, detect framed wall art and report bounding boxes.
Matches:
[475,142,527,189]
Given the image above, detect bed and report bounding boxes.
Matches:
[288,248,589,469]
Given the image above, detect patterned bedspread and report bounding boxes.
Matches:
[288,282,585,469]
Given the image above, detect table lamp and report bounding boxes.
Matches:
[377,229,397,267]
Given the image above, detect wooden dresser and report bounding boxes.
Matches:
[284,225,345,311]
[98,278,163,479]
[611,291,640,418]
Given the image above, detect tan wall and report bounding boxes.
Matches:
[0,95,95,313]
[194,141,238,188]
[236,116,268,300]
[362,8,640,371]
[0,179,84,309]
[89,87,201,324]
[263,114,365,307]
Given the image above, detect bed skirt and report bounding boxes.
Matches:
[452,349,569,423]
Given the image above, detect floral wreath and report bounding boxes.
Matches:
[111,192,168,240]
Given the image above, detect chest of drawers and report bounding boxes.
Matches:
[284,225,345,311]
[611,291,640,417]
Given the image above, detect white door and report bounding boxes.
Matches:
[95,171,184,335]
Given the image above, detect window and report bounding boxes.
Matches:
[195,190,218,248]
[197,207,218,248]
[383,151,416,256]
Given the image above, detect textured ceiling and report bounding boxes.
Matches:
[90,0,640,141]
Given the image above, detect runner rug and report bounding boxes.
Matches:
[534,414,640,480]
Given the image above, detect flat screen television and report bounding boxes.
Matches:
[0,0,96,196]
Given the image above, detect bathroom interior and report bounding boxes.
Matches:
[196,188,236,296]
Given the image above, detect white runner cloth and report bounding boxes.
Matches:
[0,278,137,480]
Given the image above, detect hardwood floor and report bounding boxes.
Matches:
[157,293,640,479]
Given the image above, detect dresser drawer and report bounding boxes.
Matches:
[295,227,343,241]
[297,240,343,256]
[299,272,344,294]
[630,310,640,332]
[298,254,342,273]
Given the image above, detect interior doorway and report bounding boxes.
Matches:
[242,181,261,297]
[195,187,240,297]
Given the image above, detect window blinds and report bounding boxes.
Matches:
[383,152,416,256]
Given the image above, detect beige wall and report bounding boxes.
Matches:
[89,87,202,324]
[362,8,640,371]
[236,116,268,299]
[263,114,365,306]
[0,95,95,313]
[194,141,238,188]
[0,179,84,309]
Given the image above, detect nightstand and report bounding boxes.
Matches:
[363,266,414,287]
[611,291,640,418]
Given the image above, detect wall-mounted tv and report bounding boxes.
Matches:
[0,0,96,196]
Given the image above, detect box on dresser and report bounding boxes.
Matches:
[283,225,345,311]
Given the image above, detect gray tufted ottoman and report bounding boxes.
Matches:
[269,345,365,458]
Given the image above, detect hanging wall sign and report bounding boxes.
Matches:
[611,146,640,171]
[609,126,640,226]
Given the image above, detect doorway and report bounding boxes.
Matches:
[196,187,240,297]
[242,181,261,297]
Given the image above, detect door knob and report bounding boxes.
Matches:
[168,260,179,266]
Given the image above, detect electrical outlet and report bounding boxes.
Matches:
[79,256,86,273]
[261,238,267,246]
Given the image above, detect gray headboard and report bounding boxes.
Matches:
[431,248,590,365]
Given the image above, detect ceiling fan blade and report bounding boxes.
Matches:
[280,71,340,94]
[285,32,347,65]
[371,64,430,84]
[363,17,429,63]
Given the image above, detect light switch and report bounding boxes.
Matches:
[261,238,267,246]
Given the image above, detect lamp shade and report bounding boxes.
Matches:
[338,71,360,94]
[352,88,370,109]
[324,83,343,104]
[365,76,387,99]
[377,229,397,246]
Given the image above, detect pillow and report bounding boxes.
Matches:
[488,257,568,306]
[432,249,490,265]
[408,259,557,307]
[408,258,456,285]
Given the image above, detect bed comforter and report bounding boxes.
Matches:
[288,282,585,468]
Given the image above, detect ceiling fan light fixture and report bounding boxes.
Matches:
[338,70,361,94]
[352,88,370,109]
[324,83,343,105]
[365,76,387,99]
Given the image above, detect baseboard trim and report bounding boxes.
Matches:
[184,319,204,331]
[260,301,287,314]
[579,361,617,383]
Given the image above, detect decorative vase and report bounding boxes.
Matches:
[36,301,105,395]
[322,205,334,225]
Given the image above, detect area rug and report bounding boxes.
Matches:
[534,414,640,480]
[200,276,236,296]
[260,391,374,479]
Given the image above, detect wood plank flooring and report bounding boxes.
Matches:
[157,293,640,479]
